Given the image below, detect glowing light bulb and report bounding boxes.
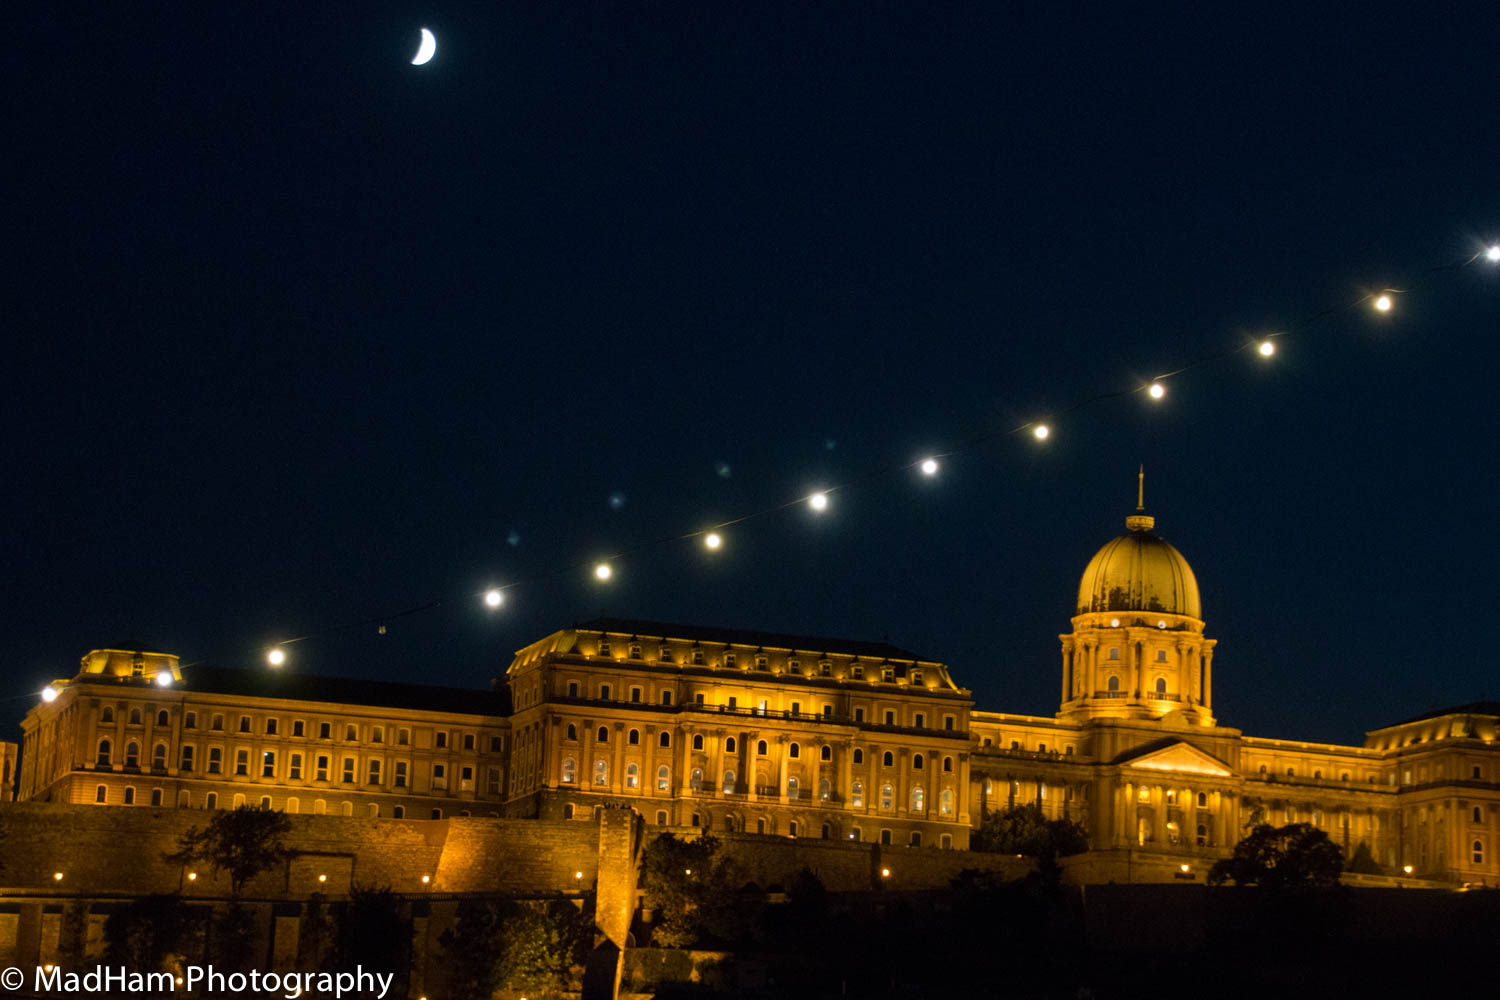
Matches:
[1374,294,1393,313]
[421,874,431,884]
[808,492,829,512]
[156,671,173,687]
[53,872,63,881]
[318,874,327,883]
[483,589,503,608]
[40,687,58,703]
[1032,424,1050,441]
[187,872,197,881]
[880,867,891,878]
[574,871,583,880]
[919,458,939,476]
[704,532,722,550]
[1487,245,1500,262]
[1258,340,1275,357]
[1148,382,1166,400]
[266,648,286,667]
[594,563,612,581]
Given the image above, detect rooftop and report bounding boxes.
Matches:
[173,664,511,717]
[574,617,937,664]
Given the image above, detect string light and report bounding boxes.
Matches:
[233,244,1488,666]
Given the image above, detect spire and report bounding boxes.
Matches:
[1126,465,1155,532]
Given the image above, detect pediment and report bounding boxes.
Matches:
[1117,740,1233,777]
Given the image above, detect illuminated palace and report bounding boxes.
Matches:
[15,491,1500,883]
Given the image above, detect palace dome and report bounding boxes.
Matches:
[1076,511,1201,620]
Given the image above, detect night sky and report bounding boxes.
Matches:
[6,4,1497,749]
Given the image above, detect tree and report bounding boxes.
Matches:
[1345,840,1384,875]
[164,805,292,897]
[639,833,743,947]
[326,884,409,993]
[1208,822,1345,889]
[971,804,1089,860]
[104,894,203,975]
[439,899,504,1000]
[493,901,590,999]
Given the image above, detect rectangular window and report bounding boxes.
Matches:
[486,767,501,795]
[489,735,502,752]
[262,751,276,778]
[914,713,925,728]
[345,724,358,741]
[150,788,163,806]
[728,697,738,710]
[239,716,251,733]
[293,720,305,737]
[394,761,408,788]
[695,693,705,705]
[290,753,302,780]
[791,702,801,716]
[822,705,832,719]
[316,755,329,781]
[235,750,249,776]
[661,690,673,706]
[319,722,331,739]
[631,687,642,703]
[208,748,222,774]
[463,733,475,750]
[212,714,224,731]
[884,711,895,726]
[568,681,579,697]
[180,746,195,771]
[368,759,381,784]
[461,765,474,782]
[600,684,612,701]
[944,716,955,731]
[342,758,355,783]
[265,718,278,735]
[433,764,447,790]
[184,712,197,729]
[372,726,384,744]
[398,728,410,746]
[436,731,448,749]
[855,708,865,723]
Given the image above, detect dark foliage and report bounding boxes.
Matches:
[1208,822,1344,889]
[104,894,203,974]
[163,805,292,897]
[325,884,409,992]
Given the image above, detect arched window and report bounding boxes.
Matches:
[1107,675,1120,692]
[1154,677,1167,696]
[657,765,670,790]
[913,753,924,770]
[123,787,135,805]
[692,734,704,751]
[95,785,106,803]
[943,756,954,772]
[156,710,169,726]
[789,742,800,759]
[593,759,608,786]
[1474,841,1485,864]
[1156,649,1167,662]
[597,726,609,743]
[101,707,115,724]
[659,731,671,748]
[626,763,639,789]
[852,781,864,807]
[757,740,768,756]
[125,742,139,767]
[788,776,799,798]
[909,831,923,847]
[722,770,736,794]
[1196,824,1208,847]
[725,737,737,754]
[882,751,894,767]
[911,786,925,812]
[820,745,832,761]
[691,768,704,791]
[97,739,112,765]
[940,788,954,816]
[180,745,194,771]
[854,748,864,764]
[152,744,167,769]
[1474,806,1484,824]
[566,724,577,741]
[561,758,577,784]
[822,822,832,839]
[628,729,640,746]
[819,778,831,801]
[129,708,142,726]
[880,784,894,810]
[1108,648,1120,660]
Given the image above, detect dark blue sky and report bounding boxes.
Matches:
[5,3,1497,747]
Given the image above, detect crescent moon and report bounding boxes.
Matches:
[411,28,436,66]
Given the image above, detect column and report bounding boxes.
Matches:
[897,748,910,817]
[957,752,971,825]
[676,726,692,798]
[710,728,725,797]
[777,735,790,803]
[745,731,757,802]
[1060,642,1072,705]
[1203,647,1214,708]
[839,740,854,810]
[611,722,624,794]
[582,719,595,790]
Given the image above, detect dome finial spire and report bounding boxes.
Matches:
[1137,464,1145,512]
[1126,465,1155,532]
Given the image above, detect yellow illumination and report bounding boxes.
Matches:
[1258,340,1275,357]
[421,874,431,884]
[704,532,722,550]
[483,589,503,608]
[1109,618,1120,628]
[684,868,693,876]
[318,874,327,883]
[1032,424,1050,441]
[266,648,286,667]
[40,687,58,703]
[1403,864,1414,874]
[1180,863,1191,873]
[880,867,891,878]
[53,872,63,881]
[919,458,939,476]
[1148,382,1166,400]
[808,492,829,512]
[187,872,198,881]
[1374,294,1393,312]
[574,871,583,880]
[594,563,612,581]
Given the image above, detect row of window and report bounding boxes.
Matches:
[94,740,502,794]
[565,726,955,772]
[91,784,479,820]
[561,683,957,730]
[97,707,500,751]
[588,642,929,686]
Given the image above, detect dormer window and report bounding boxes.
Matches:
[659,647,673,663]
[691,649,704,665]
[882,669,894,683]
[819,661,831,676]
[755,655,768,671]
[598,641,611,656]
[911,669,923,685]
[724,653,737,669]
[850,665,864,680]
[629,644,642,659]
